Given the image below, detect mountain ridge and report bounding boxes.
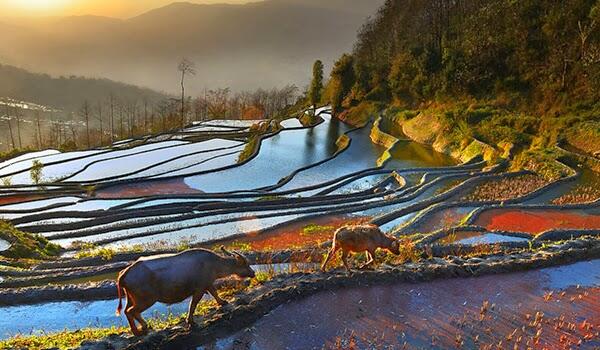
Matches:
[0,0,384,94]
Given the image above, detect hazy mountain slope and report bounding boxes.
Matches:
[0,64,167,112]
[0,0,383,94]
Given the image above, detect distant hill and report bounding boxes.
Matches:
[0,64,168,112]
[0,0,384,94]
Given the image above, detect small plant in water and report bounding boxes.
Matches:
[30,160,44,185]
[1,176,12,186]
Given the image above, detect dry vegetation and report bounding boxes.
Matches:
[461,175,549,202]
[552,184,600,205]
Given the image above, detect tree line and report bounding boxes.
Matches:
[318,0,600,114]
[2,84,302,153]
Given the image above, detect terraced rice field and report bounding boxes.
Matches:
[1,107,600,347]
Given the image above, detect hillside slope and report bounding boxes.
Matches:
[0,64,168,112]
[0,0,384,94]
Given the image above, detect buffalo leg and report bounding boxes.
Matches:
[341,250,352,272]
[186,290,205,327]
[320,244,339,271]
[124,296,143,336]
[208,285,228,306]
[360,250,376,269]
[132,301,153,334]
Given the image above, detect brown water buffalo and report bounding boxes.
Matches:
[321,224,400,272]
[116,247,255,336]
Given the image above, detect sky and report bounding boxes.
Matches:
[0,0,257,18]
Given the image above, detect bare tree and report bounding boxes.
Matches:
[80,100,91,149]
[178,58,196,127]
[4,105,14,150]
[143,98,148,133]
[14,108,22,149]
[96,102,104,146]
[35,111,43,148]
[109,94,115,144]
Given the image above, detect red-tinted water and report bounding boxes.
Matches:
[476,209,600,235]
[228,215,370,251]
[95,178,201,198]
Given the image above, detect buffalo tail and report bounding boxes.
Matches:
[115,272,125,316]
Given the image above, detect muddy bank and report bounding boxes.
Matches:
[75,237,600,350]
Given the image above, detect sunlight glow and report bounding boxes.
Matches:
[5,0,72,13]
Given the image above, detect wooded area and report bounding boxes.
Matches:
[327,0,600,112]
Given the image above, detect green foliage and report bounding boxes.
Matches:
[340,0,600,110]
[388,52,425,104]
[0,312,185,350]
[327,54,355,114]
[0,148,35,162]
[337,101,380,127]
[238,136,260,164]
[308,60,324,110]
[223,241,252,252]
[511,147,571,180]
[30,160,44,185]
[0,221,61,259]
[177,239,191,252]
[75,247,116,261]
[301,224,334,236]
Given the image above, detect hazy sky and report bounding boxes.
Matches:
[0,0,258,18]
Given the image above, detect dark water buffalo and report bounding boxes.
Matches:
[116,247,255,336]
[321,224,400,272]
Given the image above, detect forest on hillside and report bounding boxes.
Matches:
[327,0,600,113]
[0,64,167,112]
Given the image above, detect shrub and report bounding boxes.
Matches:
[0,221,61,259]
[75,247,116,261]
[302,224,335,236]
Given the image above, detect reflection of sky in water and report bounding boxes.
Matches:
[5,141,186,185]
[455,233,529,245]
[0,264,312,339]
[185,115,346,192]
[0,198,133,221]
[0,238,9,251]
[0,196,81,211]
[538,259,600,290]
[99,214,301,249]
[0,298,190,339]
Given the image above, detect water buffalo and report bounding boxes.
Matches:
[321,224,400,272]
[116,247,255,336]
